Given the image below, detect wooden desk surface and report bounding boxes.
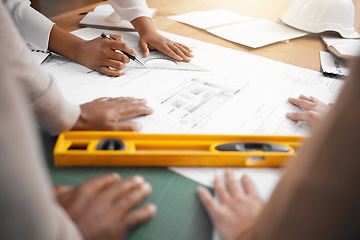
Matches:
[51,0,360,72]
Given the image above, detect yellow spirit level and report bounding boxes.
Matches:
[54,131,305,167]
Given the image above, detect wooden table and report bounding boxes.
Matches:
[51,0,360,72]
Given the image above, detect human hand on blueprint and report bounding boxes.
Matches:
[138,31,193,62]
[76,34,137,77]
[198,169,265,240]
[71,97,154,131]
[131,17,193,62]
[54,173,156,240]
[286,95,334,128]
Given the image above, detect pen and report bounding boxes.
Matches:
[101,33,146,67]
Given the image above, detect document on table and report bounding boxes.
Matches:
[79,4,157,30]
[321,35,360,59]
[28,45,51,64]
[168,9,308,48]
[42,27,343,202]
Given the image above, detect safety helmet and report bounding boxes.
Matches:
[281,0,360,39]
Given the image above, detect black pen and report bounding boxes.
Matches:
[101,33,146,67]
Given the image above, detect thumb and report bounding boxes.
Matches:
[138,40,149,57]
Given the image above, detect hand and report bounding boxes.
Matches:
[76,34,137,77]
[54,174,156,240]
[286,94,334,128]
[131,17,193,62]
[138,31,193,62]
[198,169,265,240]
[72,97,153,131]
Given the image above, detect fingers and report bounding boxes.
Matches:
[79,173,121,196]
[123,204,157,229]
[115,120,142,132]
[169,45,191,62]
[225,169,244,197]
[117,105,154,119]
[214,175,230,204]
[110,34,124,43]
[105,50,130,64]
[103,59,126,71]
[298,94,312,101]
[241,175,260,197]
[174,43,193,58]
[112,98,154,120]
[138,40,150,57]
[288,97,313,110]
[157,43,184,61]
[286,111,317,124]
[198,186,220,217]
[114,181,152,212]
[108,39,137,57]
[98,66,125,77]
[174,42,193,53]
[101,175,145,203]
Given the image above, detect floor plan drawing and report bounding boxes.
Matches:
[42,28,343,136]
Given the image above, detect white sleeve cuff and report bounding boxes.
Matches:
[4,0,54,51]
[109,0,152,21]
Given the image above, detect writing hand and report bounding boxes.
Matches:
[76,34,137,77]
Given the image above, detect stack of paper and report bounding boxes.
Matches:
[321,35,360,59]
[168,9,308,48]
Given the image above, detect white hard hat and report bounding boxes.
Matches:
[281,0,360,39]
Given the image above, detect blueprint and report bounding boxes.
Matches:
[42,28,344,202]
[43,27,343,136]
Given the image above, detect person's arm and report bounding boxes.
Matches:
[5,0,139,76]
[200,58,360,240]
[0,78,84,240]
[109,0,193,61]
[48,25,137,76]
[0,5,82,238]
[3,0,153,134]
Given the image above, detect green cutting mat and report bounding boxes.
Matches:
[41,132,213,240]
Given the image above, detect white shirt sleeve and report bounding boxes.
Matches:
[1,0,80,134]
[109,0,152,21]
[3,0,54,51]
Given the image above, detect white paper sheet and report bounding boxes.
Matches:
[79,4,157,30]
[28,45,51,64]
[169,9,308,48]
[171,167,282,200]
[321,35,360,58]
[320,51,350,77]
[42,28,344,211]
